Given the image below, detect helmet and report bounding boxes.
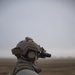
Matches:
[12,37,40,56]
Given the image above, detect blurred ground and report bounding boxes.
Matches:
[0,58,75,75]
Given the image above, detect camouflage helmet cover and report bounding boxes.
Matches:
[12,37,40,55]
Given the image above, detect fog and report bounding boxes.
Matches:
[0,0,75,58]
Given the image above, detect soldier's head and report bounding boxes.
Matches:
[11,37,40,63]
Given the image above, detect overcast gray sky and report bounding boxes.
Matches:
[0,0,75,58]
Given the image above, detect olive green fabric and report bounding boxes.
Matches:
[9,65,34,75]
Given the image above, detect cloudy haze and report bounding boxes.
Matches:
[0,0,75,58]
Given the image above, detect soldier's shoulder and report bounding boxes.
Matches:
[16,69,38,75]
